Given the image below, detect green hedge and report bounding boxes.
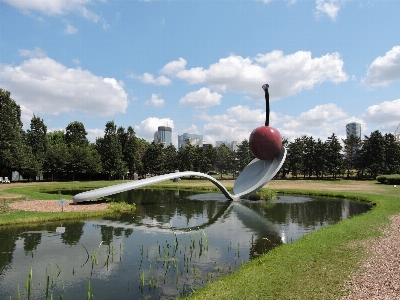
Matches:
[376,174,400,185]
[376,175,387,184]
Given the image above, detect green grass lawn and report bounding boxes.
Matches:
[0,179,397,299]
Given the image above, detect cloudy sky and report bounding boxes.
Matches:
[1,0,399,146]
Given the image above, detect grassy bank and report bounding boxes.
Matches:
[0,179,397,299]
[0,181,132,226]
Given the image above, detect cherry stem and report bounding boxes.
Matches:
[262,84,270,126]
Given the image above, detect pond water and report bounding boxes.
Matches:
[0,189,370,299]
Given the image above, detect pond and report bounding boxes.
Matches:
[0,189,370,299]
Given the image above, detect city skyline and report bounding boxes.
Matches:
[1,0,400,148]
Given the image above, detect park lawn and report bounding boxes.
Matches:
[0,179,397,299]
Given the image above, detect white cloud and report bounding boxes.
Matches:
[315,0,341,21]
[165,51,347,100]
[19,47,46,58]
[137,72,172,86]
[145,94,165,107]
[87,128,104,143]
[73,58,81,65]
[160,58,187,76]
[362,46,400,86]
[363,99,400,123]
[65,23,78,35]
[199,105,288,146]
[179,88,222,108]
[0,56,128,116]
[134,117,174,142]
[2,0,100,22]
[182,124,199,135]
[280,103,348,141]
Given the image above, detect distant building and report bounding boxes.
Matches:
[395,133,400,143]
[346,122,361,139]
[154,126,172,145]
[229,141,239,152]
[215,141,238,151]
[178,133,203,148]
[215,141,228,147]
[203,143,212,149]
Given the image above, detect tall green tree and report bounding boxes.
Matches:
[325,133,342,178]
[65,121,88,147]
[342,134,361,178]
[120,126,142,177]
[313,138,327,178]
[142,141,164,175]
[236,139,254,174]
[302,135,315,178]
[25,115,47,179]
[96,121,126,180]
[215,144,230,179]
[43,131,69,181]
[163,144,178,173]
[384,133,400,174]
[65,121,90,180]
[360,130,385,178]
[286,138,304,178]
[0,89,25,179]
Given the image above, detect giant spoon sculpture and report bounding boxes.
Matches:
[73,84,286,203]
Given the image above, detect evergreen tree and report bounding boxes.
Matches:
[360,130,385,178]
[342,134,361,178]
[384,133,400,174]
[26,114,47,175]
[325,133,342,178]
[286,138,304,178]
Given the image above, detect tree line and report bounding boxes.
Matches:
[1,88,399,181]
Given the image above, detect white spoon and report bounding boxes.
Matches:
[73,147,286,203]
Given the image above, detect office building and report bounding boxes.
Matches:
[154,126,172,145]
[346,122,361,139]
[178,133,203,148]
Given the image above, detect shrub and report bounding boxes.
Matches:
[376,175,387,184]
[385,174,400,185]
[247,189,277,200]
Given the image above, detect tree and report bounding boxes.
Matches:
[325,133,342,178]
[0,89,25,179]
[342,134,361,178]
[215,144,230,179]
[360,130,385,178]
[163,144,178,173]
[176,141,196,172]
[96,121,126,180]
[384,133,400,174]
[43,131,69,181]
[236,139,254,174]
[142,142,164,175]
[314,138,326,178]
[286,138,304,178]
[65,121,90,180]
[65,121,88,147]
[121,126,142,177]
[302,135,315,178]
[26,114,47,176]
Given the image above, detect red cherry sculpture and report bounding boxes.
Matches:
[249,126,282,161]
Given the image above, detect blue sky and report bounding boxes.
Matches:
[1,0,400,147]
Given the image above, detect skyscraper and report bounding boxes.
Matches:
[155,126,172,145]
[346,122,361,139]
